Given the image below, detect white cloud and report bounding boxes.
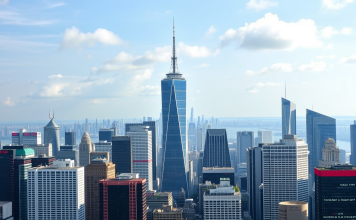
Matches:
[178,42,219,57]
[246,0,278,10]
[90,99,106,104]
[219,13,323,50]
[324,44,334,50]
[0,11,56,25]
[195,63,210,68]
[316,55,336,59]
[48,2,66,8]
[48,74,63,79]
[3,97,14,106]
[245,63,293,76]
[322,0,354,9]
[341,27,352,35]
[60,27,125,49]
[340,54,356,64]
[246,82,283,93]
[205,26,217,37]
[298,61,326,72]
[0,0,9,5]
[321,26,352,38]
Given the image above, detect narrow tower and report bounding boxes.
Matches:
[161,21,188,198]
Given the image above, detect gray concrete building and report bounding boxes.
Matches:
[79,132,95,167]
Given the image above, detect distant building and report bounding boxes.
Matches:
[44,117,60,157]
[257,130,272,144]
[152,205,183,220]
[85,158,115,220]
[31,154,55,167]
[0,201,13,220]
[25,143,52,157]
[99,128,115,142]
[203,129,232,168]
[188,123,196,151]
[196,127,203,152]
[319,138,341,167]
[340,149,346,163]
[350,121,356,165]
[28,161,85,220]
[315,165,356,220]
[203,167,234,186]
[57,145,79,166]
[236,131,254,164]
[204,178,241,220]
[65,131,76,145]
[99,173,147,220]
[278,201,308,220]
[262,135,308,220]
[12,129,41,145]
[112,136,133,174]
[281,97,296,137]
[79,132,95,167]
[89,151,109,163]
[95,140,112,161]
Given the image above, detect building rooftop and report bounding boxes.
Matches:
[29,166,83,170]
[16,148,35,156]
[203,167,234,173]
[44,119,59,128]
[279,201,307,206]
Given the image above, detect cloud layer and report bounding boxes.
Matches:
[246,0,278,10]
[322,0,354,9]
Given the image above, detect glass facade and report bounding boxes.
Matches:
[203,129,231,167]
[350,121,356,166]
[281,98,296,137]
[161,78,188,197]
[237,131,254,164]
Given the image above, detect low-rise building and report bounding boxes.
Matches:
[152,205,183,220]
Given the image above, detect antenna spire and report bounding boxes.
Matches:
[49,109,52,120]
[172,18,176,74]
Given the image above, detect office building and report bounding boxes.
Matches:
[12,130,41,145]
[65,131,76,145]
[27,161,85,220]
[319,138,340,167]
[1,146,34,220]
[44,117,60,157]
[26,143,52,157]
[31,154,55,167]
[204,178,241,220]
[79,132,95,167]
[262,135,308,220]
[182,199,195,220]
[85,158,115,220]
[350,121,356,165]
[152,205,183,220]
[257,130,273,144]
[99,128,115,142]
[0,201,13,220]
[279,201,308,220]
[315,164,356,220]
[282,98,296,137]
[146,191,173,210]
[196,127,203,152]
[126,121,158,182]
[53,158,75,167]
[203,167,234,186]
[340,149,346,163]
[188,122,196,151]
[0,149,15,218]
[57,145,79,166]
[199,181,212,215]
[94,141,112,161]
[99,173,147,220]
[89,151,109,163]
[127,126,153,190]
[161,24,188,198]
[247,145,263,220]
[236,131,254,164]
[203,129,232,168]
[112,136,133,174]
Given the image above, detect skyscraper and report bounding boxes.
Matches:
[350,121,356,165]
[161,22,188,198]
[44,116,60,157]
[262,135,308,220]
[79,132,95,167]
[281,97,296,137]
[257,130,273,144]
[99,128,115,142]
[65,131,76,145]
[196,127,203,152]
[188,123,196,151]
[203,129,232,168]
[190,107,194,123]
[112,136,133,174]
[319,138,341,167]
[236,131,254,164]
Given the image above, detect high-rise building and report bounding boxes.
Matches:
[79,132,95,167]
[31,154,55,167]
[199,181,212,215]
[190,107,194,123]
[112,136,133,174]
[0,201,13,220]
[340,149,346,163]
[196,127,203,152]
[26,143,52,157]
[257,130,273,144]
[315,164,356,220]
[146,191,173,210]
[203,129,231,168]
[247,144,263,220]
[188,123,196,151]
[99,173,147,220]
[0,149,15,218]
[350,121,356,165]
[65,131,76,145]
[44,117,60,157]
[99,128,115,142]
[127,126,153,190]
[202,167,234,186]
[85,158,115,220]
[236,131,254,164]
[278,201,308,220]
[94,140,112,161]
[203,178,241,220]
[27,161,85,220]
[12,129,41,145]
[57,145,79,166]
[262,135,308,220]
[281,97,296,137]
[161,23,188,198]
[319,138,340,167]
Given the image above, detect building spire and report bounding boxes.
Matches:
[169,18,179,75]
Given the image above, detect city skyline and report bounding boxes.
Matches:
[1,0,356,121]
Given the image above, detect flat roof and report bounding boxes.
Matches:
[279,201,307,205]
[203,167,234,173]
[29,166,83,170]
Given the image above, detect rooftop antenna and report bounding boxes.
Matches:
[49,109,52,120]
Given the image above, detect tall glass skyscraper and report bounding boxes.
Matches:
[281,97,296,137]
[236,131,254,164]
[161,22,188,198]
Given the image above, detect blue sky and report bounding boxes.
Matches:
[1,0,356,121]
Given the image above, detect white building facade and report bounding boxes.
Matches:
[27,162,85,220]
[203,179,241,220]
[262,135,308,220]
[127,126,153,190]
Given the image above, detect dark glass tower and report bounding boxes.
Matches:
[203,129,232,167]
[236,131,254,164]
[281,97,296,137]
[112,136,133,174]
[350,121,356,166]
[99,128,115,142]
[161,22,188,198]
[65,131,76,145]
